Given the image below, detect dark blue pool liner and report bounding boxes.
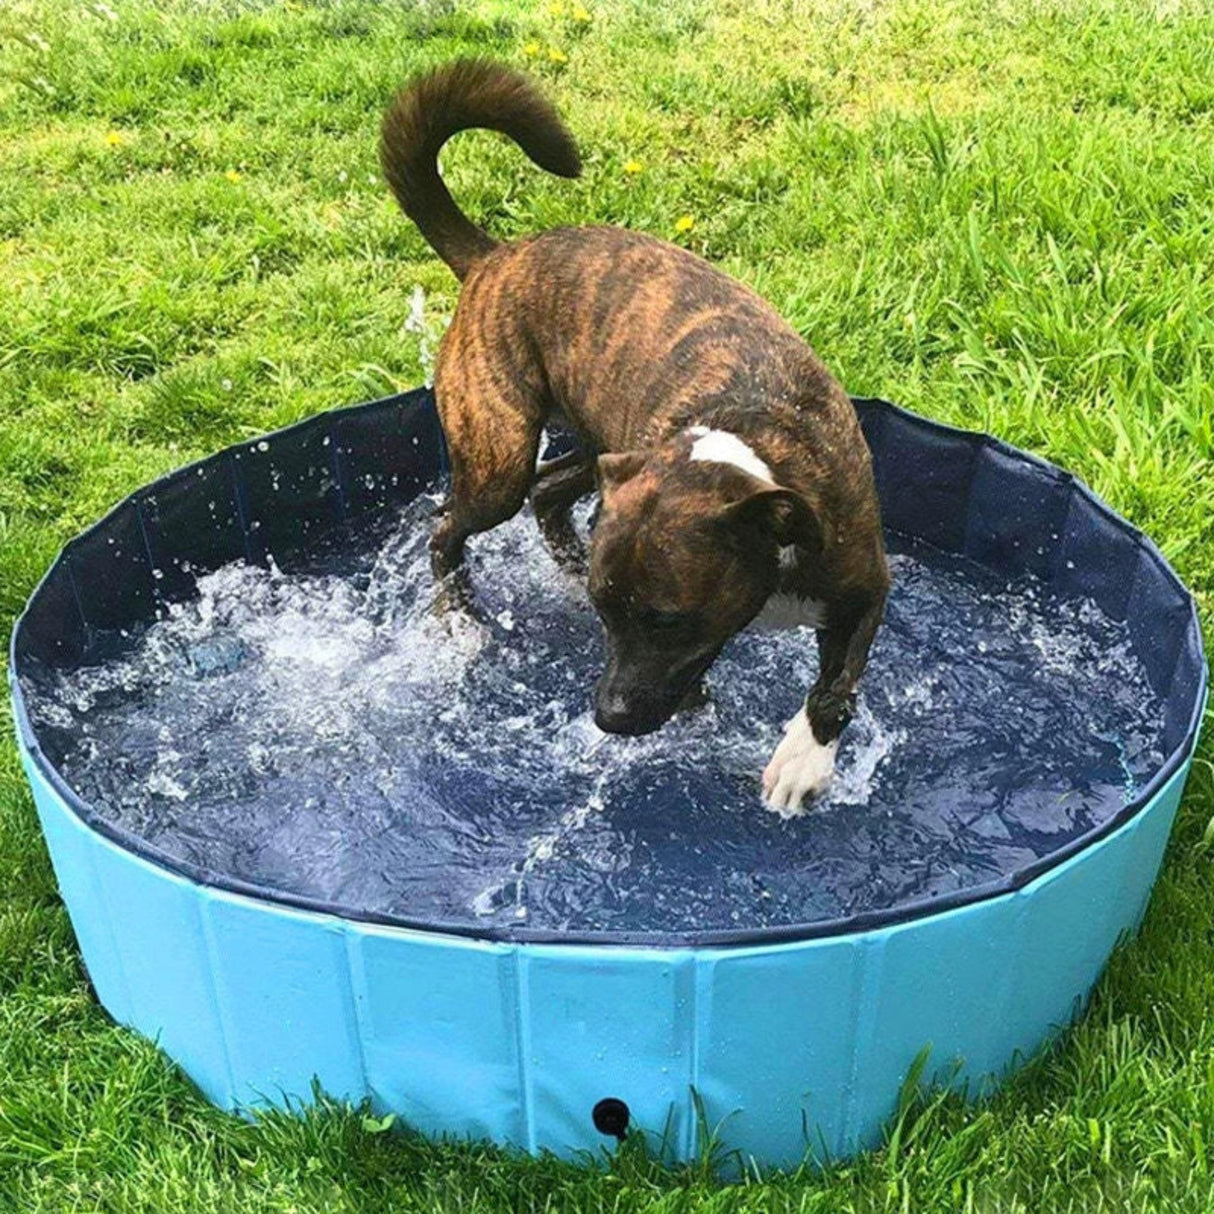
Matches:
[10,390,1207,948]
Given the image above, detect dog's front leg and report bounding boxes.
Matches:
[762,597,884,815]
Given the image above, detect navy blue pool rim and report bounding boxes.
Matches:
[8,391,1208,1167]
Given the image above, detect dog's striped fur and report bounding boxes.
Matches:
[380,60,889,811]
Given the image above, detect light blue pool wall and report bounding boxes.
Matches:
[20,733,1195,1171]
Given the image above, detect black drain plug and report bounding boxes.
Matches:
[592,1097,630,1141]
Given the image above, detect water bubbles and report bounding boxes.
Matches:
[256,441,269,453]
[147,769,188,801]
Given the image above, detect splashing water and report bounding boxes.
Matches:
[403,285,442,387]
[24,493,1166,935]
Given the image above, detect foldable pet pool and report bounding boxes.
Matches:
[10,390,1206,1171]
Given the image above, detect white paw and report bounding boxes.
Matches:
[762,712,838,817]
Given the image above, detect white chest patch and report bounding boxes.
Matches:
[753,593,828,631]
[687,428,774,483]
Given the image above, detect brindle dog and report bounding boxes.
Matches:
[380,59,889,813]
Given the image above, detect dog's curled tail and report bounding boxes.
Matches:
[380,59,581,281]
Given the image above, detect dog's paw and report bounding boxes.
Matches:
[401,604,488,687]
[431,570,488,623]
[761,712,838,817]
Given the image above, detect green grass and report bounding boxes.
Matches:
[2,0,1214,1208]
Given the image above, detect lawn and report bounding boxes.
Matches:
[2,0,1214,1209]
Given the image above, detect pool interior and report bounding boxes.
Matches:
[20,486,1169,936]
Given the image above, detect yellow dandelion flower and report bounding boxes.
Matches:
[546,0,566,17]
[105,131,125,147]
[571,3,592,20]
[224,169,242,183]
[674,214,695,233]
[547,46,568,64]
[523,39,541,56]
[623,159,643,175]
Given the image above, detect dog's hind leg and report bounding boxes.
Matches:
[531,450,596,575]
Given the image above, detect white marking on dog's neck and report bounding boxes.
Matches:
[687,427,774,483]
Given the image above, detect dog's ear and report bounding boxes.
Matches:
[720,487,822,553]
[596,451,648,494]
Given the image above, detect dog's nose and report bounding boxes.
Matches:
[594,700,638,735]
[594,693,667,736]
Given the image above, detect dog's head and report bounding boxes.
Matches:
[587,442,820,735]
